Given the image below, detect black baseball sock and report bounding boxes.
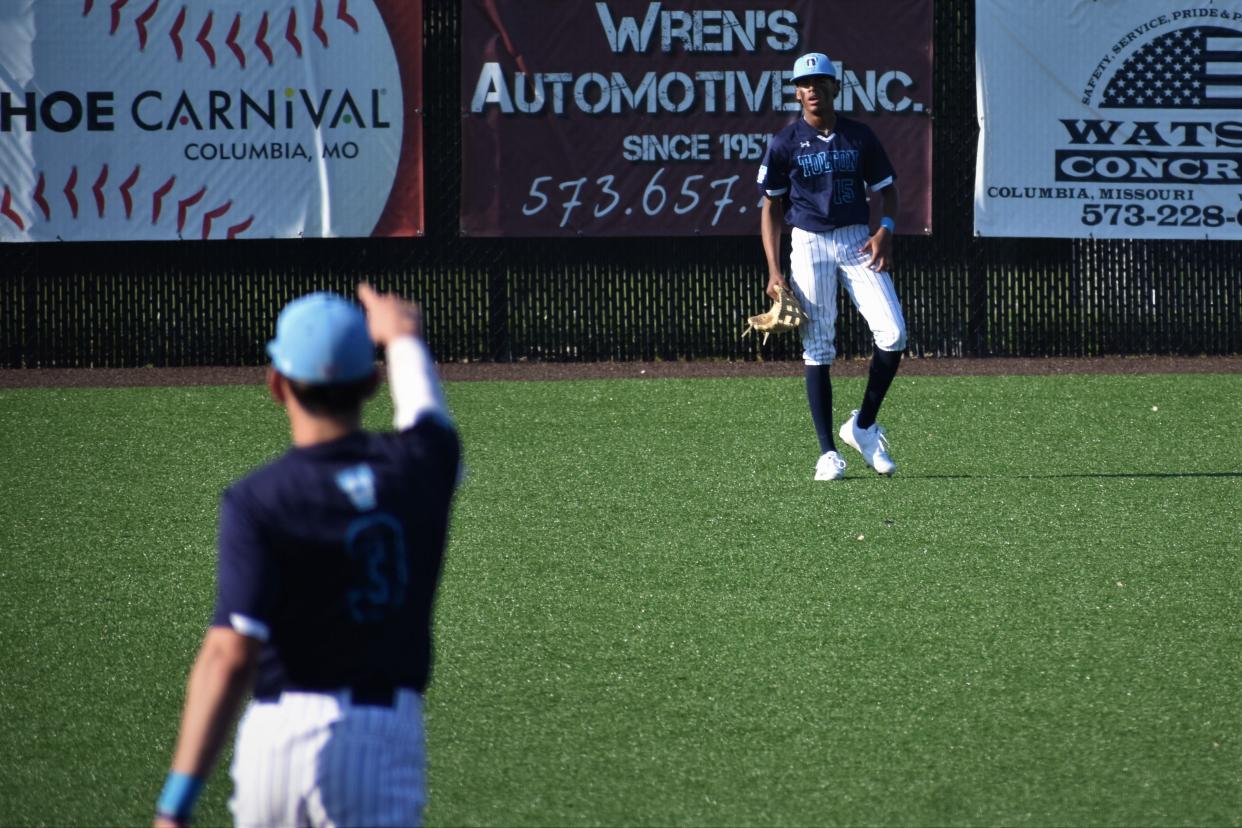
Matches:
[805,364,835,453]
[856,346,903,430]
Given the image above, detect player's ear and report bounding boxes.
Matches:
[267,367,289,406]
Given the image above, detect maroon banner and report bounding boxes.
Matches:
[461,1,931,237]
[373,0,425,237]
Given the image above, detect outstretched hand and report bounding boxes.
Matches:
[357,282,423,346]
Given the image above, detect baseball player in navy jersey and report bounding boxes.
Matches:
[758,51,907,480]
[155,284,460,828]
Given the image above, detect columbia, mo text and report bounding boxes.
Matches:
[983,184,1242,236]
[183,142,361,161]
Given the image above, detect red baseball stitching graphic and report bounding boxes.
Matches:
[170,6,186,59]
[14,165,233,234]
[1,188,25,231]
[226,14,245,68]
[176,186,207,233]
[120,166,141,218]
[14,164,232,235]
[152,176,176,224]
[256,13,274,65]
[201,200,232,239]
[337,0,358,33]
[64,168,80,219]
[135,0,158,50]
[196,12,215,66]
[226,216,255,239]
[34,174,50,221]
[92,165,109,217]
[312,1,328,48]
[109,0,129,35]
[82,1,360,67]
[286,8,303,57]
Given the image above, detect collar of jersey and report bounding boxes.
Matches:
[797,117,836,143]
[290,431,367,456]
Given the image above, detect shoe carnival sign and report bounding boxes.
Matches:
[0,0,422,242]
[460,1,932,237]
[976,0,1242,239]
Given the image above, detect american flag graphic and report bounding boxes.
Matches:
[1101,25,1242,108]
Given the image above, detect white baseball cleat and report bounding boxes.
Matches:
[814,450,847,481]
[839,410,896,476]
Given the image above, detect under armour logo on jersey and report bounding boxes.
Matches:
[800,140,811,148]
[335,464,377,511]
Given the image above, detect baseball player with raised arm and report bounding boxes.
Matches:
[758,51,908,480]
[155,284,460,827]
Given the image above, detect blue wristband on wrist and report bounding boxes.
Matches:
[879,216,896,233]
[157,772,204,821]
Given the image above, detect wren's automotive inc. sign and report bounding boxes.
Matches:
[0,0,424,242]
[460,1,933,237]
[975,1,1242,239]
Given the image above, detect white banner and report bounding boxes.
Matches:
[975,0,1242,239]
[0,0,424,242]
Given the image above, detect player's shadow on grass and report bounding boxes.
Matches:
[910,471,1242,480]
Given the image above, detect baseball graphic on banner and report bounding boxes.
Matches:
[0,0,420,241]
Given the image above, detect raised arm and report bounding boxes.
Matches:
[357,282,451,431]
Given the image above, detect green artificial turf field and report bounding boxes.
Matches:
[1,372,1238,826]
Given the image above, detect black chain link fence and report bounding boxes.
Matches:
[1,0,1238,368]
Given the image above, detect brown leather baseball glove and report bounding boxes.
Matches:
[742,286,808,344]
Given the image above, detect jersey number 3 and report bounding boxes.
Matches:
[344,514,410,623]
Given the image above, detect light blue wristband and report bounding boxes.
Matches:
[879,216,896,233]
[157,772,204,821]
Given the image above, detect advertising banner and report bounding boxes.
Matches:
[976,0,1242,239]
[0,0,423,242]
[461,1,932,237]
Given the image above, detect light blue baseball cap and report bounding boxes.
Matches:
[266,292,375,384]
[791,52,835,81]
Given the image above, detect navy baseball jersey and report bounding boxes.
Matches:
[211,416,460,699]
[757,116,896,232]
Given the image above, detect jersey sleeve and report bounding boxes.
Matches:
[757,133,791,199]
[862,126,897,192]
[398,416,462,497]
[211,486,278,640]
[386,335,452,432]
